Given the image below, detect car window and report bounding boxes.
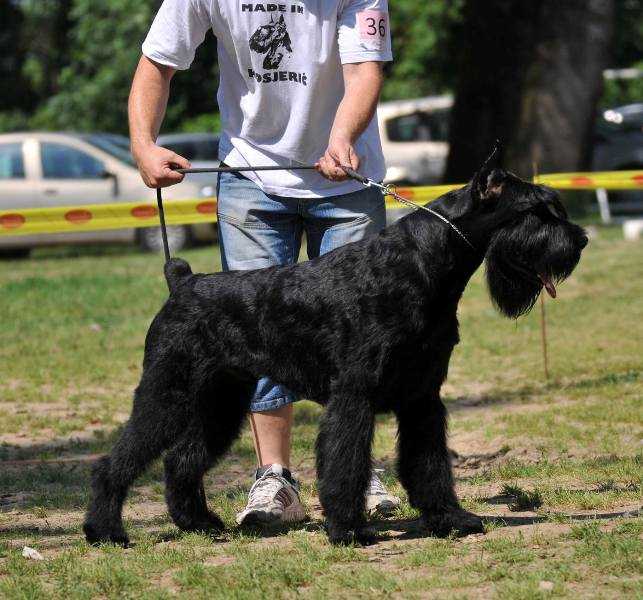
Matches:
[0,143,25,179]
[82,134,136,167]
[41,143,105,179]
[426,109,450,142]
[386,109,450,143]
[163,139,219,161]
[387,114,429,142]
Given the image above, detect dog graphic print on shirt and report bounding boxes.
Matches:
[249,14,293,70]
[244,3,308,86]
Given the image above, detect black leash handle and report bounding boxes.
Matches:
[175,165,317,174]
[339,165,370,184]
[156,187,171,263]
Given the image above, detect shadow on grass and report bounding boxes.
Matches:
[0,428,122,463]
[0,524,81,539]
[445,386,538,411]
[444,369,640,413]
[4,505,640,550]
[480,507,641,526]
[0,432,256,514]
[0,426,157,512]
[560,369,639,390]
[0,514,176,549]
[367,506,641,543]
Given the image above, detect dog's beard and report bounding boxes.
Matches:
[485,216,584,318]
[485,247,542,318]
[486,215,555,319]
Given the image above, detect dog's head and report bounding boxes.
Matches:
[463,153,588,318]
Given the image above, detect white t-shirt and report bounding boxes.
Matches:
[142,0,393,197]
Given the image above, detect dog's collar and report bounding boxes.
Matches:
[386,185,476,251]
[356,177,477,252]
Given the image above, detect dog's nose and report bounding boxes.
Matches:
[579,235,589,249]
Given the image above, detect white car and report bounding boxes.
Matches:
[0,132,217,257]
[378,95,453,186]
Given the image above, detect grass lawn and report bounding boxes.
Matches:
[0,225,641,599]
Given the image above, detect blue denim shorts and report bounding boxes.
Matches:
[216,170,386,412]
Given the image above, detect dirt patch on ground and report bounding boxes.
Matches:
[0,424,109,451]
[1,385,639,578]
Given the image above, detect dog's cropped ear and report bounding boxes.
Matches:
[478,169,507,200]
[472,141,505,200]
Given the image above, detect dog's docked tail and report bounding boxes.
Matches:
[164,258,193,293]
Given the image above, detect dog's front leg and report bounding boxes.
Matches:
[316,394,375,545]
[396,398,484,537]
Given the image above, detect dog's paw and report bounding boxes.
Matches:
[420,509,484,538]
[326,522,377,546]
[178,512,225,535]
[83,522,130,547]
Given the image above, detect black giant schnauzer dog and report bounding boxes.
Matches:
[84,161,587,546]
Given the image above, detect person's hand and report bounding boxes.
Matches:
[316,136,360,182]
[132,143,191,188]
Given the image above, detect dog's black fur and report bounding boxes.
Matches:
[83,161,587,546]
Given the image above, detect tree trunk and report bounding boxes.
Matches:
[0,0,29,111]
[445,0,614,182]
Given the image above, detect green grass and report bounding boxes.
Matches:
[501,485,544,512]
[1,225,642,598]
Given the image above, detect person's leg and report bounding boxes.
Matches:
[249,403,292,469]
[304,186,400,515]
[304,185,386,258]
[217,171,305,524]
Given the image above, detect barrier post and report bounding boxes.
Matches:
[596,188,612,224]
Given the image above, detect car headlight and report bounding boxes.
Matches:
[200,185,216,198]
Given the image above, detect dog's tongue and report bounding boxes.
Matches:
[539,273,557,298]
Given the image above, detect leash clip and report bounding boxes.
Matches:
[341,166,477,252]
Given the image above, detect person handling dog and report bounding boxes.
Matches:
[129,0,400,526]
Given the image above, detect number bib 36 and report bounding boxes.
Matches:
[357,10,388,49]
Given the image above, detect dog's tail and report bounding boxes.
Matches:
[164,258,193,293]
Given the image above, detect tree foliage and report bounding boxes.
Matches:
[2,0,466,133]
[382,0,463,100]
[4,0,218,134]
[32,0,158,132]
[1,0,640,148]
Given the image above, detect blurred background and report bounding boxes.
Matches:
[0,0,641,255]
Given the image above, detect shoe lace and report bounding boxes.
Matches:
[367,471,389,496]
[247,473,292,507]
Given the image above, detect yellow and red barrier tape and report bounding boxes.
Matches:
[1,170,641,237]
[0,198,216,237]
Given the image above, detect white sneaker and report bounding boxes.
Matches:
[365,469,401,516]
[235,464,307,526]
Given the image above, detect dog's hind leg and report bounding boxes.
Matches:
[163,425,225,534]
[83,414,170,546]
[164,373,252,535]
[84,373,189,546]
[396,395,484,537]
[316,392,375,545]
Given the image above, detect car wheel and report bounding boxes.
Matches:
[137,226,192,253]
[0,248,31,259]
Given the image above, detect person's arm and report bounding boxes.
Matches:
[317,61,384,182]
[128,55,191,188]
